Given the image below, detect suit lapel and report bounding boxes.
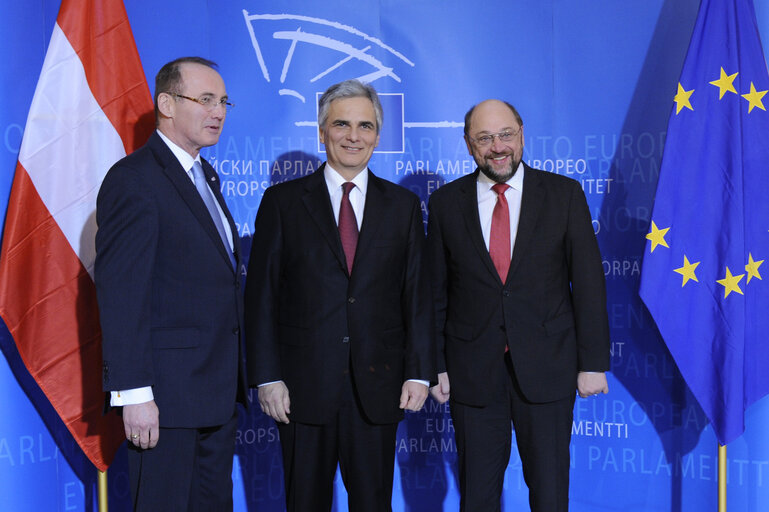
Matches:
[508,165,544,283]
[203,158,241,269]
[353,170,387,273]
[301,165,348,274]
[150,133,236,273]
[458,171,501,284]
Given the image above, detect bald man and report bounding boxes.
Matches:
[427,99,610,512]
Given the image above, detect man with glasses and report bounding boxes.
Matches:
[96,57,246,510]
[427,99,610,512]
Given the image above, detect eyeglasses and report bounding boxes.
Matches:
[171,93,234,112]
[468,128,520,147]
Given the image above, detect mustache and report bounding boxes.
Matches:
[488,150,512,157]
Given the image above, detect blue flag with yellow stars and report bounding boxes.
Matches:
[640,0,769,445]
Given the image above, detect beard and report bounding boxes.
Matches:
[476,152,520,183]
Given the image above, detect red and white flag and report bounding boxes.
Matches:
[0,0,154,471]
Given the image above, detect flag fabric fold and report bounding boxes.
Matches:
[640,0,769,445]
[0,0,153,471]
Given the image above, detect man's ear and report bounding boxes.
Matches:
[464,135,473,155]
[157,92,175,120]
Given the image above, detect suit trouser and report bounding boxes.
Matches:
[450,353,575,512]
[277,375,398,512]
[127,409,238,512]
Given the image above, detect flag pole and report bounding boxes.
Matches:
[98,469,108,512]
[718,444,726,511]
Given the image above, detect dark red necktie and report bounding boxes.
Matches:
[338,182,359,274]
[489,183,511,283]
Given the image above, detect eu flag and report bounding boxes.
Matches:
[639,0,769,445]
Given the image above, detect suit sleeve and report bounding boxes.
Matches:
[95,164,158,391]
[400,195,437,384]
[426,193,448,374]
[244,187,284,385]
[565,181,611,372]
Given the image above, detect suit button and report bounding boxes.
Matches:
[235,280,241,289]
[502,290,510,297]
[348,297,356,304]
[342,336,350,343]
[232,327,240,335]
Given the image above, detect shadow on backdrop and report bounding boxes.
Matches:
[596,1,702,511]
[0,318,100,511]
[395,172,453,512]
[237,151,321,512]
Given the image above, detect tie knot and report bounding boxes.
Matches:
[342,182,355,195]
[491,183,510,196]
[191,161,205,184]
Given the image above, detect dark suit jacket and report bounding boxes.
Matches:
[245,164,435,425]
[427,164,610,405]
[96,131,247,428]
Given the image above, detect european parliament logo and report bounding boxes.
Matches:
[242,11,459,154]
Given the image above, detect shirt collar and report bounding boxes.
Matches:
[477,161,524,192]
[324,164,369,195]
[157,129,201,173]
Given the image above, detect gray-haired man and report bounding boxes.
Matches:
[245,80,435,511]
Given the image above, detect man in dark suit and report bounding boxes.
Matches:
[245,79,434,511]
[427,99,610,512]
[95,57,246,511]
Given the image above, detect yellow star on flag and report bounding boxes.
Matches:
[674,255,700,286]
[646,221,670,253]
[741,82,767,113]
[674,83,695,114]
[709,67,738,99]
[716,267,745,298]
[745,253,764,283]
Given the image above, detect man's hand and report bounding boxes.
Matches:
[399,381,428,411]
[430,372,450,404]
[577,372,609,398]
[123,400,159,450]
[258,382,291,423]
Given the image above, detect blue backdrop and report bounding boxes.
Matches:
[2,1,769,510]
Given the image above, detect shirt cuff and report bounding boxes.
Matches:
[406,379,430,387]
[110,386,154,406]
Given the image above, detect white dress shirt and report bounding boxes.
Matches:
[324,163,367,230]
[477,162,524,256]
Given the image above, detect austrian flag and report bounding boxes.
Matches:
[0,0,154,470]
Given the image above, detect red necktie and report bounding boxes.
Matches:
[338,182,359,274]
[489,183,511,283]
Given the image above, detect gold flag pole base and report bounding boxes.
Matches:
[98,469,109,512]
[718,444,726,512]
